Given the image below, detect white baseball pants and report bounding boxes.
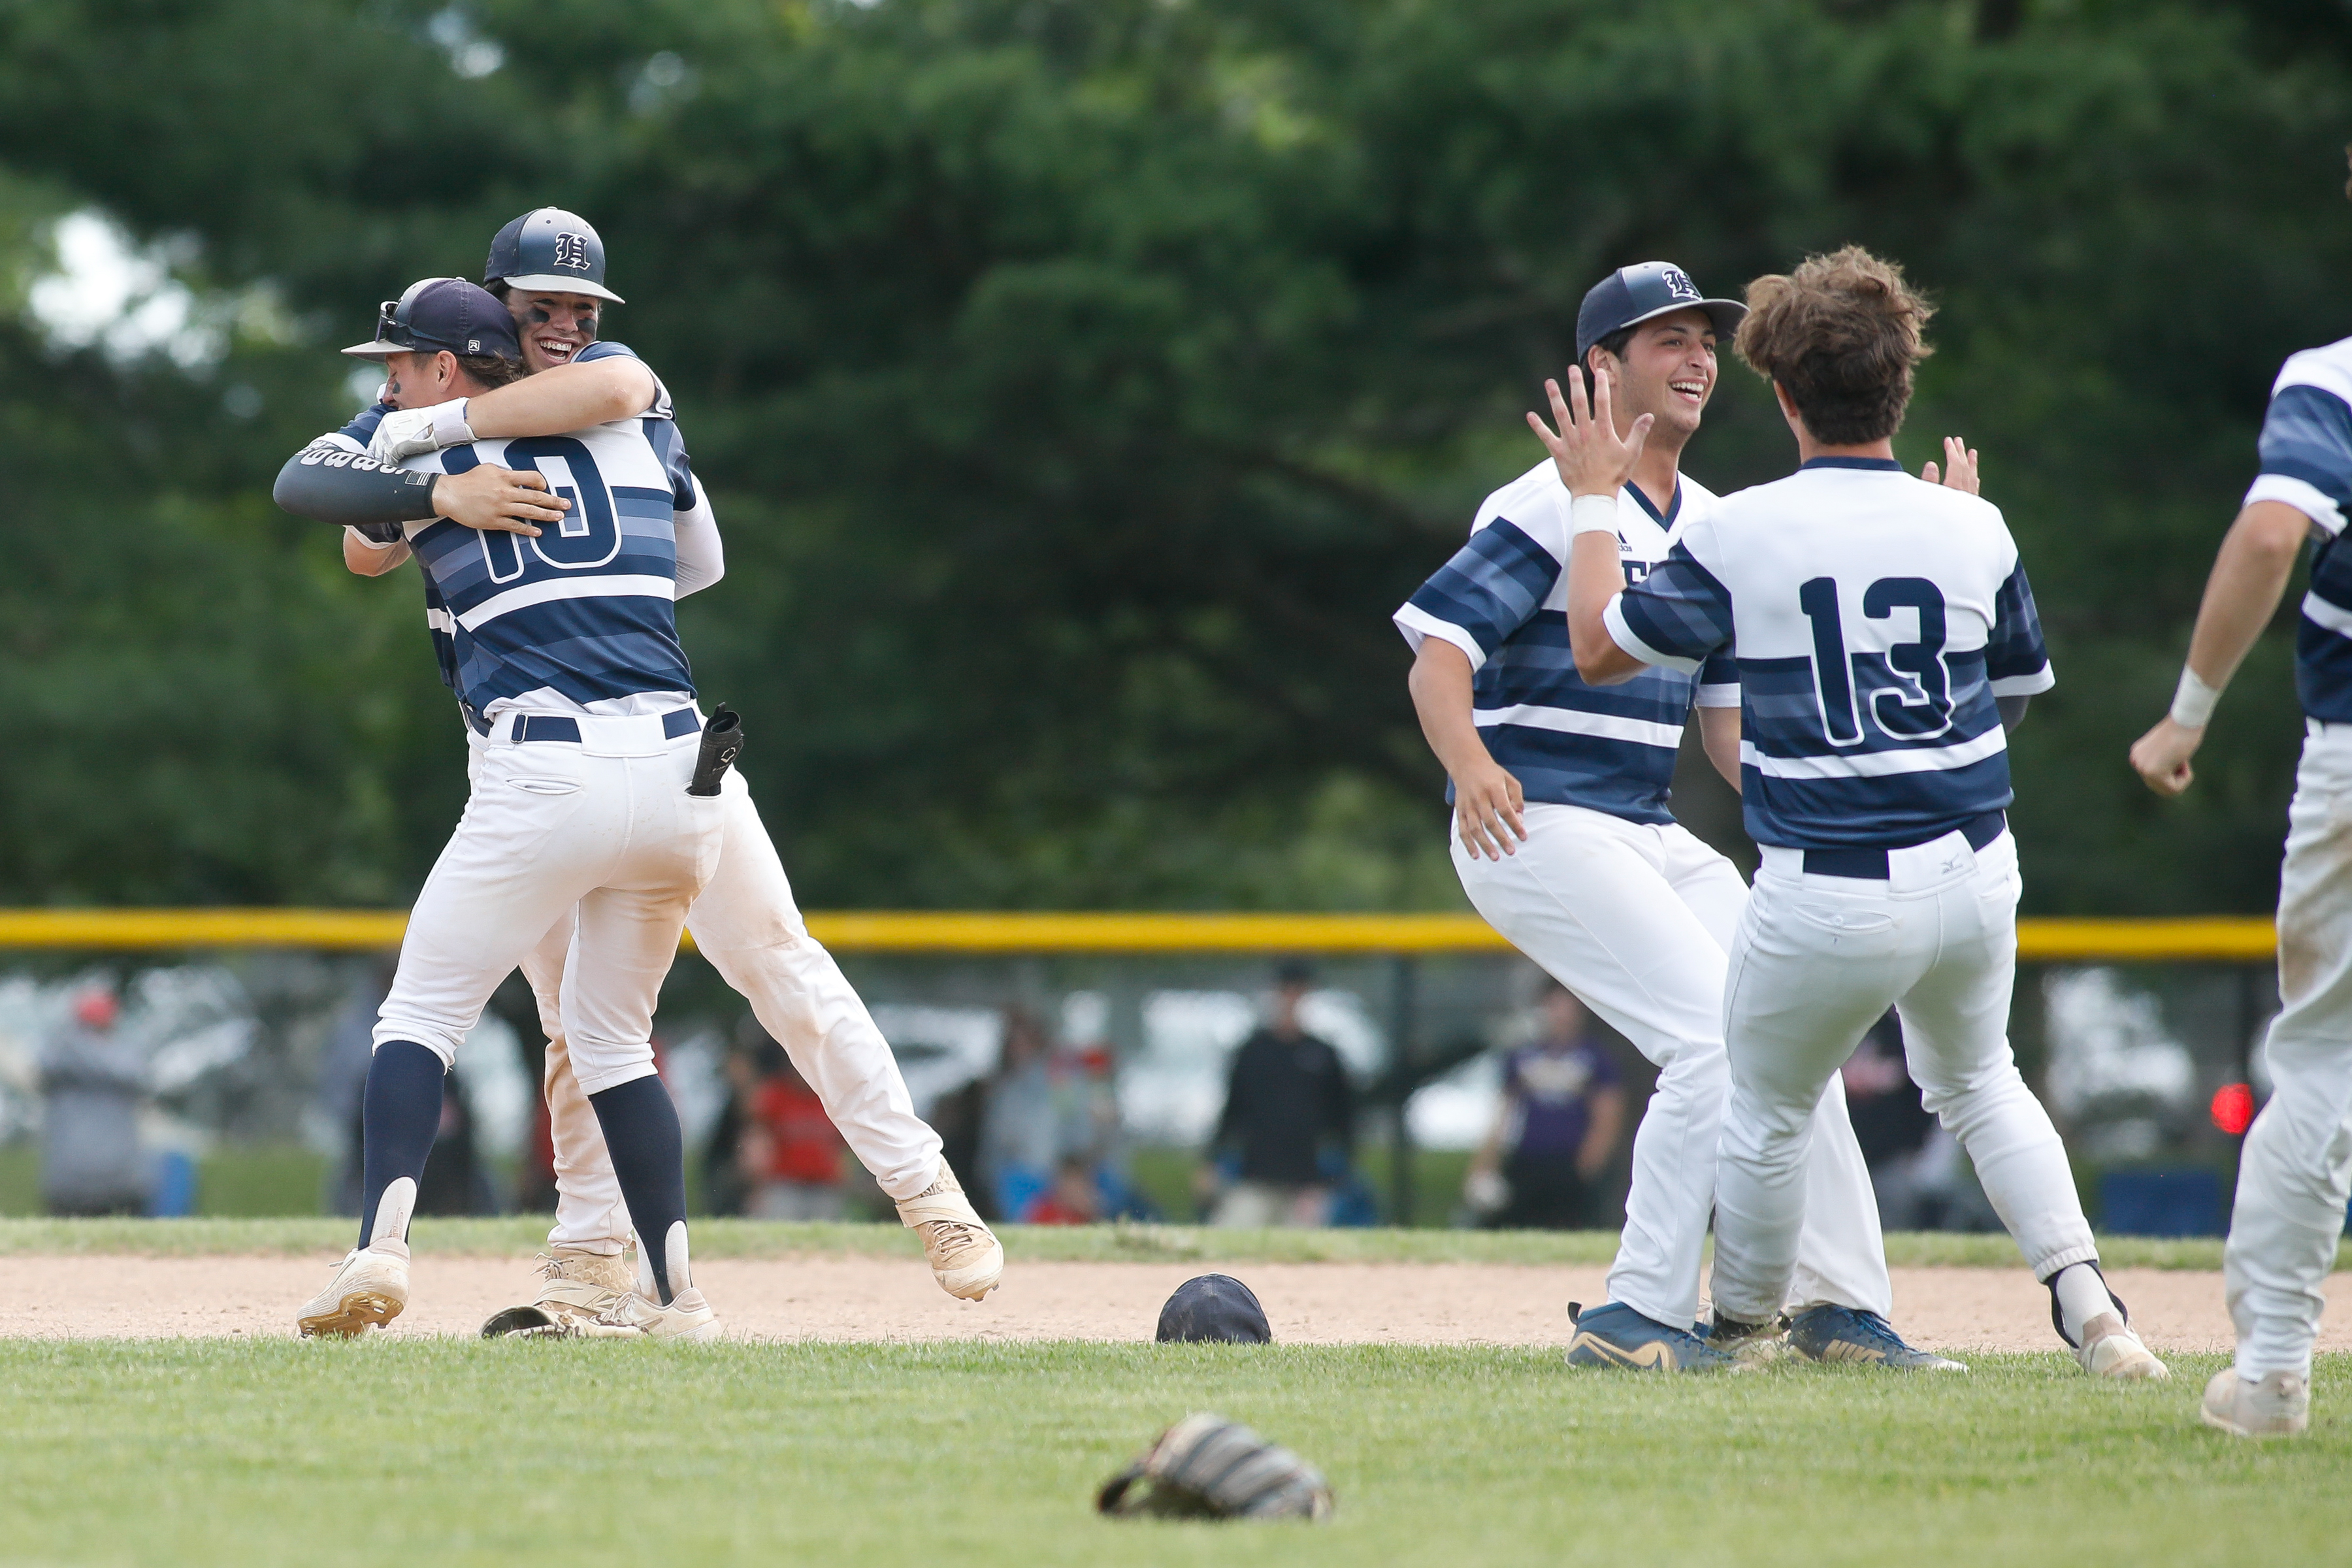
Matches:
[2227,721,2352,1381]
[525,767,945,1254]
[374,718,723,1096]
[1452,802,1892,1331]
[1708,827,2098,1324]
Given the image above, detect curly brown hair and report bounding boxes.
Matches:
[1733,246,1933,446]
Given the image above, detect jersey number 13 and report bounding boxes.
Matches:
[1799,576,1954,745]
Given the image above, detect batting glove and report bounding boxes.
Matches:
[368,398,476,463]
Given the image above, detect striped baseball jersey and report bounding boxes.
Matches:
[1605,457,2053,849]
[1394,457,1736,826]
[2243,336,2352,721]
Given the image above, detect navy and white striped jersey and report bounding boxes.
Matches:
[317,341,711,713]
[2244,337,2352,721]
[390,404,697,717]
[1604,457,2053,850]
[1394,459,1737,826]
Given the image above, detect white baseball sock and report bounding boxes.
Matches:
[2050,1262,2114,1345]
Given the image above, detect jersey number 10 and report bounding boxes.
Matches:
[476,436,622,582]
[1799,575,1954,745]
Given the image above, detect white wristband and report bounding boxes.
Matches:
[1568,493,1620,538]
[431,397,476,449]
[2169,666,2223,729]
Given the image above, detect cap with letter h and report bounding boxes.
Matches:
[1575,261,1746,361]
[342,277,523,361]
[484,206,625,303]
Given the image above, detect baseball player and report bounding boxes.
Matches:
[1552,245,2164,1380]
[293,278,725,1339]
[277,211,1002,1328]
[2127,302,2352,1437]
[1397,262,1944,1372]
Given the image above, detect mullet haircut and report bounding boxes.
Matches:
[1734,246,1933,446]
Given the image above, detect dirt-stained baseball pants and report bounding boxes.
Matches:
[1452,802,1893,1332]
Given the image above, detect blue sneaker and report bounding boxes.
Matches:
[1784,1305,1967,1371]
[1565,1301,1738,1373]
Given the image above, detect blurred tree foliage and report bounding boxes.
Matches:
[0,0,2347,911]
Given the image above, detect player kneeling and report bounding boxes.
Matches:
[1545,247,2164,1381]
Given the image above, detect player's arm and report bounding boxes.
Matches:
[673,474,727,598]
[1406,640,1526,859]
[1526,374,1654,684]
[342,528,411,576]
[380,358,658,459]
[2129,500,2311,795]
[274,438,566,537]
[1697,705,1741,791]
[1577,1085,1625,1180]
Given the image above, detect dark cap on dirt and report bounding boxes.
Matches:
[1156,1274,1272,1344]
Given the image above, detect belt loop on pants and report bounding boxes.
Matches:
[489,707,704,750]
[1795,810,2006,881]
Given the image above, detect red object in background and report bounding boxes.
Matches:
[752,1076,844,1185]
[73,988,119,1030]
[2211,1082,2255,1137]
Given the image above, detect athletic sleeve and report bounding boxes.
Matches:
[672,475,726,599]
[1985,560,2056,696]
[273,434,438,531]
[2247,381,2352,536]
[1391,516,1562,672]
[1693,649,1739,708]
[1605,542,1733,675]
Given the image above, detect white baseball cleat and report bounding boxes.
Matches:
[584,1222,721,1342]
[2074,1312,2169,1380]
[481,1247,640,1339]
[895,1165,1004,1301]
[2201,1367,2310,1439]
[299,1177,415,1339]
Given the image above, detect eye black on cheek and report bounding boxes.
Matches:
[526,306,553,325]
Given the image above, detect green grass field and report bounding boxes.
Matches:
[1,1338,2344,1568]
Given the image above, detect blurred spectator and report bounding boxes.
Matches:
[1026,1154,1103,1225]
[40,983,150,1217]
[979,1005,1126,1222]
[412,1068,498,1217]
[319,961,391,1217]
[736,1034,849,1220]
[702,1039,759,1217]
[1198,962,1356,1227]
[1462,985,1625,1230]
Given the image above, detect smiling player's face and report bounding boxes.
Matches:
[507,289,602,374]
[1594,308,1718,447]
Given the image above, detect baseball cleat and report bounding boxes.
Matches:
[2200,1367,2308,1439]
[1565,1301,1740,1373]
[895,1164,1004,1301]
[2074,1313,2168,1381]
[1701,1310,1791,1365]
[297,1242,411,1338]
[299,1175,415,1339]
[478,1247,637,1338]
[589,1286,721,1342]
[1784,1305,1967,1371]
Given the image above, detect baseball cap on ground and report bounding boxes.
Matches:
[342,278,523,361]
[484,206,625,303]
[1575,261,1746,361]
[1156,1275,1271,1344]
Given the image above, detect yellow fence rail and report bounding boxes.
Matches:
[0,908,2280,962]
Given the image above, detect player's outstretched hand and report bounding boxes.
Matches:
[2129,716,2202,796]
[1921,436,1980,494]
[1528,371,1651,498]
[431,464,568,536]
[1452,756,1527,860]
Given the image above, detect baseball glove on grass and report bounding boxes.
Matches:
[1096,1413,1334,1522]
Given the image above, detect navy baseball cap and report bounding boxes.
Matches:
[1575,261,1746,361]
[1156,1274,1271,1344]
[484,207,625,303]
[342,278,523,361]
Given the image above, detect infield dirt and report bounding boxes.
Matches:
[8,1253,2344,1350]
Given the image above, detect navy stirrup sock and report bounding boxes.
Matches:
[358,1040,447,1250]
[587,1075,691,1303]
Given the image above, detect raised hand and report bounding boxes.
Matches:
[1921,436,1980,494]
[1527,369,1651,499]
